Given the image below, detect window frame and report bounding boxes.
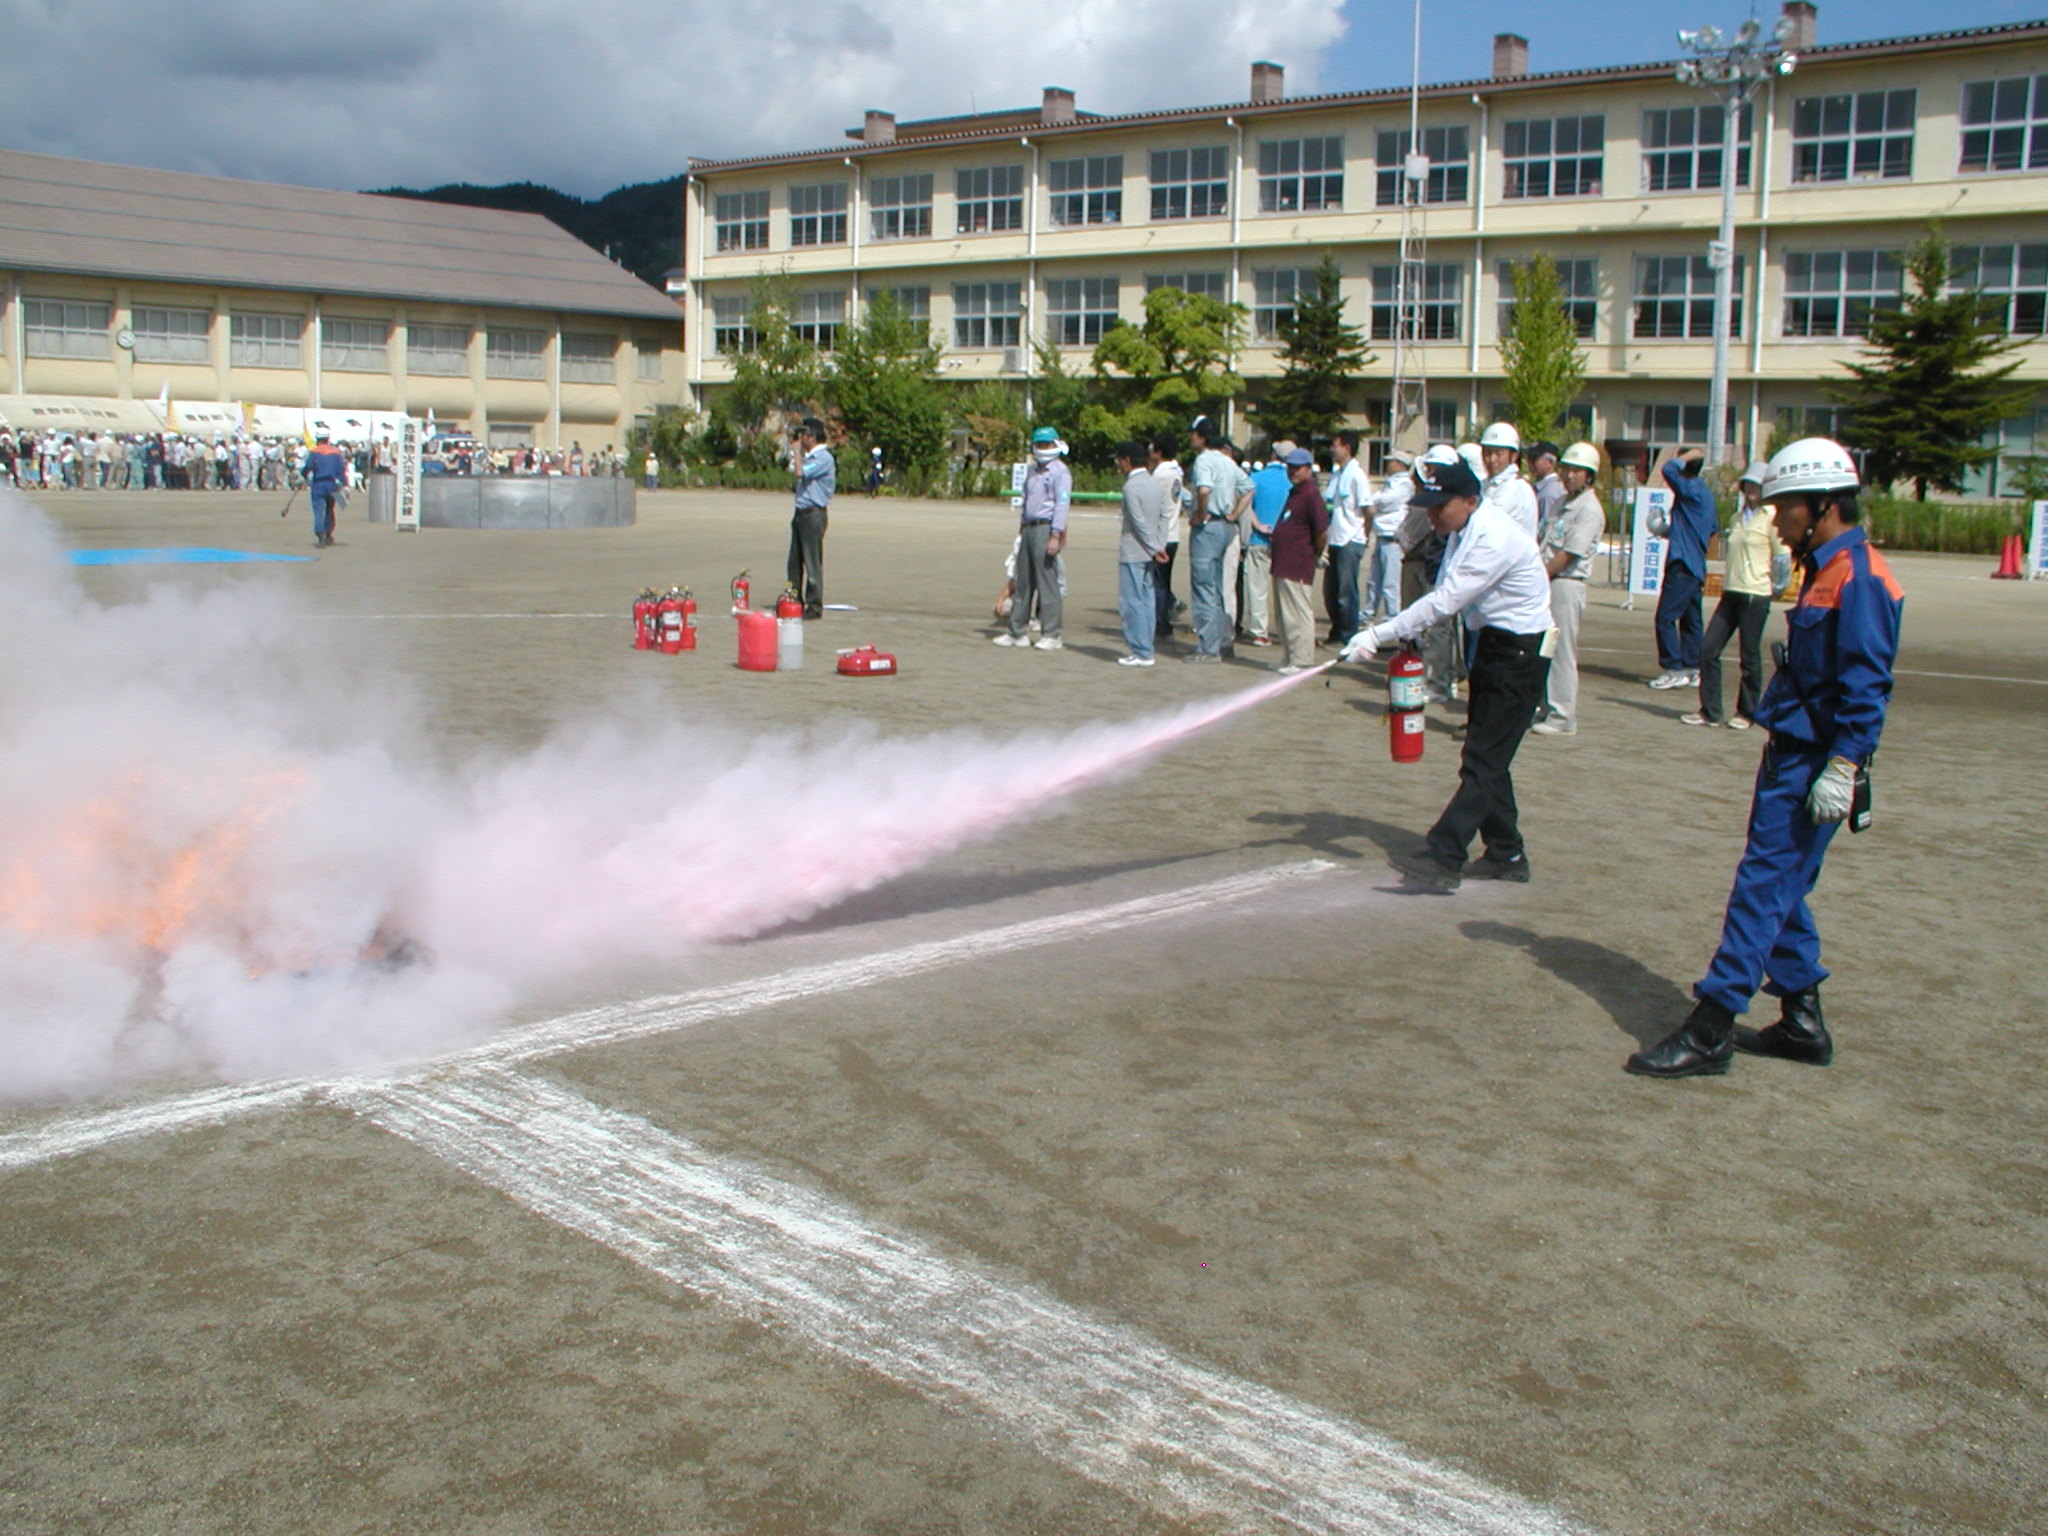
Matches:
[1148,146,1230,221]
[1501,114,1605,200]
[1496,257,1599,340]
[320,317,390,374]
[1046,154,1124,227]
[866,286,932,326]
[713,190,769,252]
[229,310,303,369]
[1790,89,1916,183]
[1631,254,1743,340]
[955,165,1025,235]
[1369,262,1464,342]
[407,323,470,376]
[1257,135,1344,213]
[1640,103,1754,192]
[1959,75,2048,174]
[1144,271,1230,301]
[951,281,1022,349]
[711,296,756,356]
[1044,276,1120,347]
[483,327,547,380]
[788,181,850,247]
[1375,126,1469,207]
[559,331,618,383]
[792,291,846,351]
[130,304,211,365]
[867,173,934,240]
[1780,249,1904,339]
[1952,242,2048,336]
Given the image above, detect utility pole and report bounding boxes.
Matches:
[1390,0,1429,455]
[1676,16,1797,466]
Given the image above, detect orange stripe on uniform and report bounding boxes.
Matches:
[1802,545,1902,610]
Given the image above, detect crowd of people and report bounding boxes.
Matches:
[0,428,636,492]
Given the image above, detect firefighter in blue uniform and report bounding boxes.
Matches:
[302,429,347,548]
[1628,438,1904,1078]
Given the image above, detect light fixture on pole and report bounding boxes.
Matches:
[1676,15,1797,466]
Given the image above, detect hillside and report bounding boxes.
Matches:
[371,176,684,291]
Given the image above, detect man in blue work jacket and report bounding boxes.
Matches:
[789,416,835,618]
[1647,446,1719,690]
[301,430,347,548]
[1628,438,1903,1078]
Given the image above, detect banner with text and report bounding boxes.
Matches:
[1628,486,1674,597]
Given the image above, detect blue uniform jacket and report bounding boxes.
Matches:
[302,445,347,489]
[1750,525,1903,765]
[1660,457,1718,574]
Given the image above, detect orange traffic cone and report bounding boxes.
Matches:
[1993,532,2025,579]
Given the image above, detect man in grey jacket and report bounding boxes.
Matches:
[1115,440,1171,667]
[789,416,835,618]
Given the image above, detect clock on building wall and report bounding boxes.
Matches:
[115,327,135,349]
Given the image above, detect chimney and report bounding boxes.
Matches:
[1251,61,1285,104]
[1779,1,1816,51]
[1492,34,1529,79]
[1041,87,1076,125]
[862,111,896,144]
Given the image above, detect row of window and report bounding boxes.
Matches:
[712,77,2048,255]
[1275,401,1846,453]
[706,241,2048,355]
[13,304,666,379]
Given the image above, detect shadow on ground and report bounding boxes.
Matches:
[1459,920,1691,1044]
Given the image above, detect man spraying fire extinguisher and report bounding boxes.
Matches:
[1340,454,1555,890]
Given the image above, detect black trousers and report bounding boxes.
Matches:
[1655,562,1704,671]
[1699,590,1772,722]
[788,507,827,613]
[1427,627,1551,868]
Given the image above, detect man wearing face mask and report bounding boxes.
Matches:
[1628,439,1902,1079]
[997,426,1071,650]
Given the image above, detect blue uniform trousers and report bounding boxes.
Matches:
[1696,741,1839,1015]
[1655,561,1704,671]
[309,486,339,540]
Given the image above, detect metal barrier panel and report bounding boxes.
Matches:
[365,474,636,528]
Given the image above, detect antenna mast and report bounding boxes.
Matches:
[1390,0,1430,453]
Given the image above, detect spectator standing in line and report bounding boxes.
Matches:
[1269,447,1329,675]
[643,448,659,490]
[1220,439,1253,636]
[1240,440,1293,648]
[1682,462,1789,729]
[789,416,835,619]
[1528,440,1565,529]
[1342,456,1554,888]
[1531,441,1607,737]
[1322,429,1370,646]
[1184,416,1246,663]
[1148,433,1186,640]
[1478,422,1540,539]
[866,445,884,496]
[1114,440,1171,667]
[1649,446,1717,689]
[1366,447,1413,621]
[997,426,1070,651]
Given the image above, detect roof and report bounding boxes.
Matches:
[693,17,2048,175]
[0,148,681,322]
[844,107,1104,142]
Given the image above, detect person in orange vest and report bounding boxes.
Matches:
[301,430,348,548]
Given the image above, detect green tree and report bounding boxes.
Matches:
[723,272,824,450]
[958,380,1029,469]
[1498,254,1588,447]
[829,292,951,476]
[1258,256,1372,443]
[1833,229,2032,500]
[1026,344,1100,457]
[625,403,701,477]
[1083,286,1246,451]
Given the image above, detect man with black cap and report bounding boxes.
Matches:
[789,416,836,618]
[1342,456,1554,887]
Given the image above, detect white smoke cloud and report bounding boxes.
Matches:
[0,0,1348,194]
[0,493,1308,1104]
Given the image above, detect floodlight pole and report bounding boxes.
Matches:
[1678,19,1796,467]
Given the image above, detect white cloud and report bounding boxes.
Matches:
[0,0,1348,193]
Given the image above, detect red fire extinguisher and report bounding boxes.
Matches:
[730,568,751,614]
[631,588,657,651]
[656,587,685,654]
[679,588,698,651]
[1387,646,1426,763]
[775,586,803,620]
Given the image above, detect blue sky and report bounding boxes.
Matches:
[1317,0,2044,93]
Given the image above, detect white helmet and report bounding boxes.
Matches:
[1457,442,1486,478]
[1559,441,1602,473]
[1479,421,1521,451]
[1739,461,1770,486]
[1760,437,1859,501]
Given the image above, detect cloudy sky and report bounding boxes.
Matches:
[0,0,2034,195]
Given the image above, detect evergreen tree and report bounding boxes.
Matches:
[1259,256,1372,444]
[1498,254,1587,447]
[1081,286,1246,453]
[829,292,951,476]
[1833,230,2031,500]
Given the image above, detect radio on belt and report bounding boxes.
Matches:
[836,645,898,677]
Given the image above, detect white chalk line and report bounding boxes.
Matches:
[0,861,1336,1173]
[346,1069,1593,1536]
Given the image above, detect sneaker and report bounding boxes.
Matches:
[1531,717,1576,736]
[1390,848,1463,889]
[1276,664,1305,676]
[993,633,1025,646]
[1033,636,1064,651]
[1182,652,1220,664]
[1117,653,1155,667]
[1467,852,1531,883]
[1686,671,1702,686]
[1727,715,1754,731]
[1647,671,1689,689]
[1678,712,1721,727]
[1246,636,1276,647]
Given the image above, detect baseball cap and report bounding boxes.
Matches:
[1384,446,1413,465]
[1411,458,1482,506]
[1268,438,1298,459]
[1282,447,1314,468]
[1030,426,1060,445]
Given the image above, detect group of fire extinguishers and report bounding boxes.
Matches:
[631,570,898,676]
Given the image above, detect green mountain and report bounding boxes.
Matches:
[371,176,684,291]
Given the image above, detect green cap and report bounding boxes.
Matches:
[1030,426,1060,445]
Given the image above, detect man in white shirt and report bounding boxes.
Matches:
[1478,421,1540,540]
[1322,429,1370,646]
[1343,456,1554,889]
[1147,433,1186,640]
[1366,447,1413,621]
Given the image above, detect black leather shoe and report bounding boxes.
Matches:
[1467,852,1530,883]
[1733,987,1833,1065]
[1390,848,1462,889]
[1626,998,1737,1078]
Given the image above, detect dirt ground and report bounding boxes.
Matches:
[2,484,2045,1536]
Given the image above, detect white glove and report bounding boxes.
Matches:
[1340,626,1382,663]
[1807,758,1857,824]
